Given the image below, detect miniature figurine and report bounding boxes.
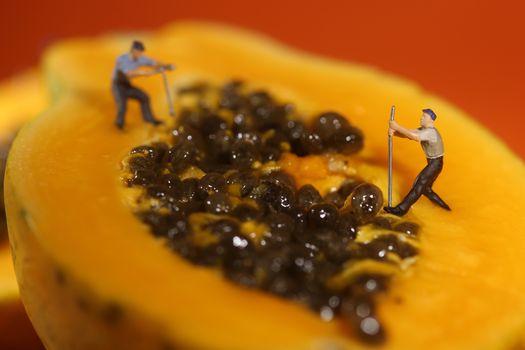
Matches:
[111,40,174,129]
[384,109,451,216]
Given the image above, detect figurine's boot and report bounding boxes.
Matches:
[383,205,408,216]
[384,188,419,216]
[424,189,451,211]
[115,120,124,130]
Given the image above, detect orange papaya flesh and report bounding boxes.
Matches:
[0,70,47,350]
[5,22,525,350]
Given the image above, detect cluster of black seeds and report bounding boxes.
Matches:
[124,81,420,344]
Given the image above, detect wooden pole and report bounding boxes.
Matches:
[388,105,396,207]
[161,69,175,117]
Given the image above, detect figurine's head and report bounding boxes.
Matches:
[130,40,145,60]
[421,108,437,127]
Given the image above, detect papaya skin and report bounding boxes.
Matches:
[0,247,44,350]
[6,22,525,349]
[0,70,46,350]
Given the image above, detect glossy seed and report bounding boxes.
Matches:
[264,183,296,212]
[312,112,350,141]
[156,173,182,190]
[296,184,322,210]
[283,119,306,141]
[393,221,420,236]
[204,193,232,214]
[260,170,296,189]
[247,90,273,108]
[146,185,171,201]
[167,142,201,171]
[265,212,295,237]
[201,115,228,137]
[178,178,199,203]
[330,127,364,154]
[219,90,246,111]
[308,203,339,228]
[128,156,154,172]
[197,173,227,198]
[336,210,358,240]
[226,170,259,197]
[229,140,261,168]
[172,126,205,149]
[130,145,157,158]
[346,183,384,223]
[231,112,254,133]
[323,190,345,208]
[300,132,324,154]
[128,169,156,186]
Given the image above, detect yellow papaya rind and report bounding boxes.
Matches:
[6,22,525,350]
[0,71,46,350]
[0,70,47,299]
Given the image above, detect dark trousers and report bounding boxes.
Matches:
[113,81,156,126]
[397,156,450,212]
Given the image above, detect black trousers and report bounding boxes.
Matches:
[112,81,156,126]
[397,156,449,212]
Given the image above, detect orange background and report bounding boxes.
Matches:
[2,0,524,158]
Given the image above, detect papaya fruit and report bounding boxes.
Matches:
[6,22,525,350]
[0,70,46,349]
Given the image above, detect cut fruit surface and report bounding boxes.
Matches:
[6,22,525,350]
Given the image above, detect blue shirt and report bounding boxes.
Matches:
[112,53,156,82]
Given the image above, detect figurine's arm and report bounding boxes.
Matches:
[389,130,410,139]
[125,57,175,78]
[389,120,421,141]
[125,68,157,78]
[124,65,173,78]
[140,56,175,73]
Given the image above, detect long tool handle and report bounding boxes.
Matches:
[161,70,175,116]
[388,105,396,207]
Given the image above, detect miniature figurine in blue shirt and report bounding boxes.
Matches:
[112,40,174,129]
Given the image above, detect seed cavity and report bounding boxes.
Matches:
[123,80,420,344]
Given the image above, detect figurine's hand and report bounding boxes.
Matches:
[164,64,175,71]
[388,128,395,136]
[389,120,400,130]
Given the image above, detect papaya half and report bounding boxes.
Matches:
[6,22,525,350]
[0,70,46,349]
